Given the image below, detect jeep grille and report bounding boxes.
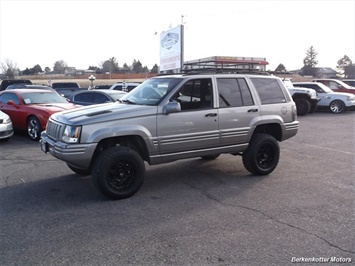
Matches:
[46,120,64,140]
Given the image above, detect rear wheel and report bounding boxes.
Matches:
[27,116,41,140]
[294,98,311,116]
[329,100,346,113]
[92,146,145,200]
[242,134,280,175]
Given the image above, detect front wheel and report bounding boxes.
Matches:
[92,146,145,200]
[294,98,311,116]
[329,100,346,113]
[242,134,280,175]
[27,116,41,140]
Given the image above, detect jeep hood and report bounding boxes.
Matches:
[50,102,157,125]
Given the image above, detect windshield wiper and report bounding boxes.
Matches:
[121,99,137,105]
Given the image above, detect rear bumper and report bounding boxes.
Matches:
[282,121,299,141]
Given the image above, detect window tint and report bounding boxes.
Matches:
[0,93,20,104]
[75,93,94,103]
[172,78,213,110]
[94,93,110,103]
[217,78,253,107]
[251,78,286,104]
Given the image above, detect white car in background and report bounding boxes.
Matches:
[293,82,355,114]
[0,110,14,141]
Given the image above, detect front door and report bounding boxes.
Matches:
[157,78,219,154]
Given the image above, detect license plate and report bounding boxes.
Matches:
[41,141,48,153]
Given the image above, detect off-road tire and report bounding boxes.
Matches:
[67,164,91,175]
[294,98,311,116]
[92,146,145,200]
[242,133,280,175]
[27,116,41,140]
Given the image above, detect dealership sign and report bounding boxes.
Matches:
[160,25,183,71]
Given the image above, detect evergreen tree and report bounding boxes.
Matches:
[275,64,286,72]
[301,46,318,76]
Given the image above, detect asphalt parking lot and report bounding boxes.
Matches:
[0,111,354,265]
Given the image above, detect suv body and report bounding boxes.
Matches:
[40,73,299,200]
[109,82,140,92]
[0,79,32,91]
[313,79,355,94]
[51,82,86,98]
[282,78,319,115]
[293,82,355,113]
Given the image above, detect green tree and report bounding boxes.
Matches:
[336,55,353,76]
[122,63,131,72]
[301,46,318,76]
[30,64,43,74]
[53,60,67,74]
[275,64,286,72]
[132,59,143,73]
[88,66,98,71]
[22,68,31,75]
[150,64,158,73]
[101,57,119,73]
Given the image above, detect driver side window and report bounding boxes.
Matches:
[172,79,213,111]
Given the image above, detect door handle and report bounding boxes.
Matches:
[248,109,258,112]
[205,113,217,117]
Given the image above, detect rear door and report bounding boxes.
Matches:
[217,77,260,145]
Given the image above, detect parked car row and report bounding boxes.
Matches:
[283,78,355,115]
[0,77,354,142]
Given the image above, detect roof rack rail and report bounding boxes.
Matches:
[181,56,270,75]
[182,67,270,75]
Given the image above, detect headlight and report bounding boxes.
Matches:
[61,125,81,143]
[3,117,11,124]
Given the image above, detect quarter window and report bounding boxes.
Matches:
[251,78,286,104]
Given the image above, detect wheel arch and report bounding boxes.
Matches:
[90,135,150,169]
[252,123,282,142]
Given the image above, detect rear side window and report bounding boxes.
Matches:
[251,78,286,104]
[217,78,254,107]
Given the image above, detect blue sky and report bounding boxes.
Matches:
[0,0,354,71]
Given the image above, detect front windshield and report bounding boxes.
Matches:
[120,77,183,105]
[336,80,352,89]
[22,92,69,104]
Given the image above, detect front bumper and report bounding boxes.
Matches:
[40,132,97,169]
[0,123,14,140]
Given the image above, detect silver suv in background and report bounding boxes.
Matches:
[40,71,299,200]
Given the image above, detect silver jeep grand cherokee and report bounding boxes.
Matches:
[40,72,299,200]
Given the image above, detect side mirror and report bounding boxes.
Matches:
[6,100,15,105]
[163,101,181,114]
